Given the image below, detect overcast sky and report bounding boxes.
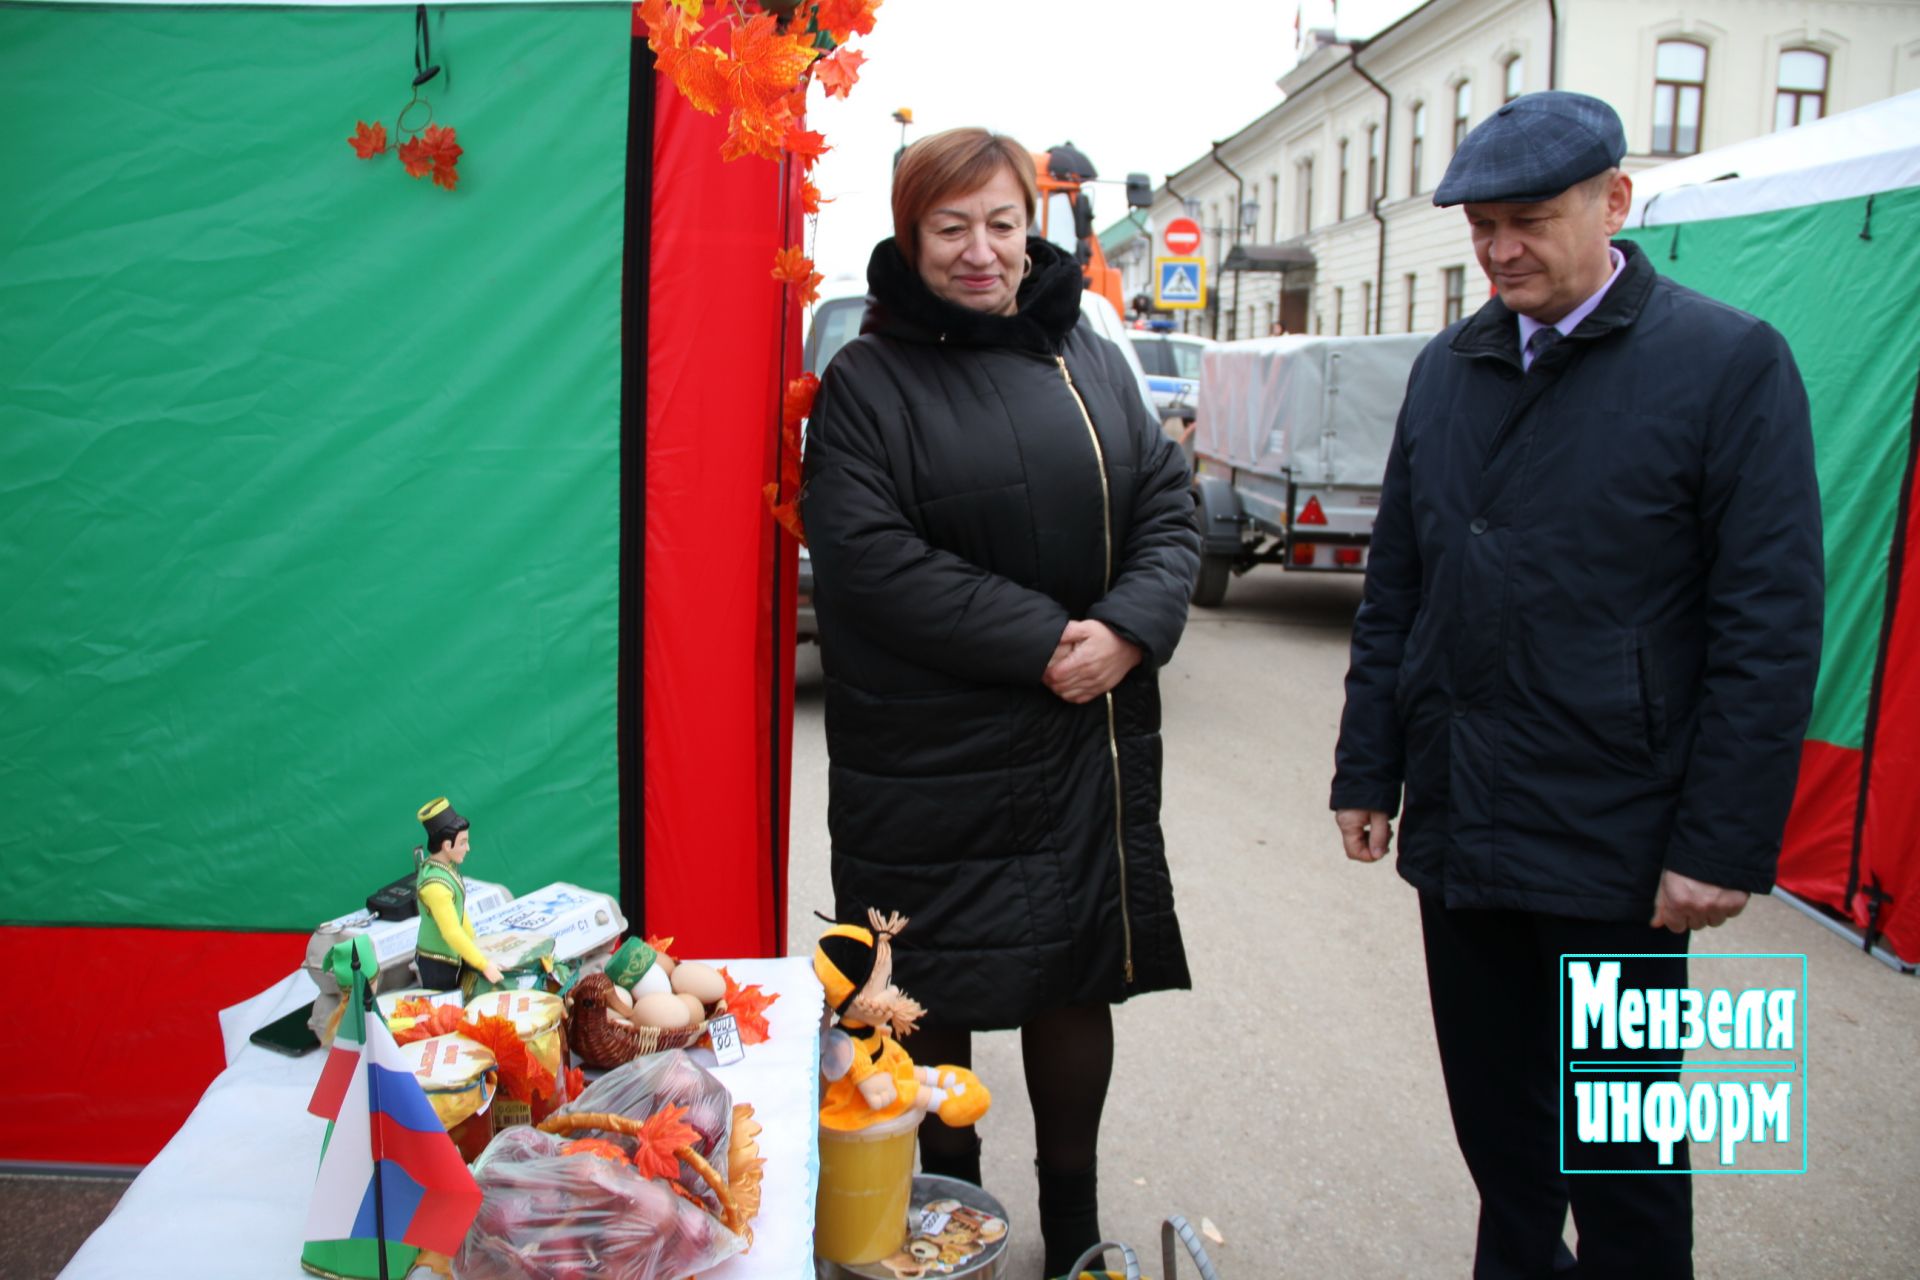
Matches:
[801,0,1424,284]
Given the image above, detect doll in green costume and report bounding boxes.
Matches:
[413,798,502,991]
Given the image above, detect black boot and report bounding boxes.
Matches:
[1036,1159,1101,1278]
[918,1125,982,1186]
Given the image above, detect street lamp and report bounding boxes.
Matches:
[1240,200,1260,237]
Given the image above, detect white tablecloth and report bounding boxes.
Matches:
[61,957,823,1279]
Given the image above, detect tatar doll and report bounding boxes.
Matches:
[815,910,990,1132]
[413,798,503,991]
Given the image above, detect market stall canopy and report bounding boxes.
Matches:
[1619,92,1920,967]
[1629,89,1920,226]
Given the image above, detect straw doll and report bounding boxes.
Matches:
[814,910,989,1132]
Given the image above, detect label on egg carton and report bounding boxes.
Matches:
[470,882,626,962]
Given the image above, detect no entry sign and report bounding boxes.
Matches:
[1162,217,1201,256]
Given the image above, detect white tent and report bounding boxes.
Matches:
[1628,89,1920,226]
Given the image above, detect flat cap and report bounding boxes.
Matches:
[1434,91,1627,206]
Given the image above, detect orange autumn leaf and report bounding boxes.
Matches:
[783,126,830,167]
[765,484,807,546]
[349,120,389,158]
[783,372,820,428]
[673,46,732,115]
[459,1013,556,1104]
[398,135,434,178]
[814,47,866,100]
[562,1137,630,1163]
[720,105,791,163]
[815,0,881,43]
[801,179,823,216]
[725,13,819,114]
[564,1065,586,1100]
[633,1102,700,1182]
[718,966,780,1044]
[421,124,463,168]
[634,0,702,51]
[645,935,676,960]
[771,245,815,285]
[391,1002,465,1046]
[392,997,435,1020]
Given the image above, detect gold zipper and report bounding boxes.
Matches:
[1056,355,1135,985]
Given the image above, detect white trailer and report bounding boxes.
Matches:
[1188,333,1425,606]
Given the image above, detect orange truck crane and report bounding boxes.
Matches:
[1029,142,1153,317]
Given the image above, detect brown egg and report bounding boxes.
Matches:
[670,960,725,1005]
[629,991,693,1030]
[677,992,708,1024]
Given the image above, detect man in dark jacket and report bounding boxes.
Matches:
[1331,93,1823,1277]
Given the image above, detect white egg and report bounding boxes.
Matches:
[632,964,673,997]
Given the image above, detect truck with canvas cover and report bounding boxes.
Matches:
[1189,333,1424,606]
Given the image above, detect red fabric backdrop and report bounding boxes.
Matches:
[640,71,801,959]
[1856,441,1920,961]
[0,925,307,1163]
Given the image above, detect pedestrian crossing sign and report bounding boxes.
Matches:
[1155,257,1206,310]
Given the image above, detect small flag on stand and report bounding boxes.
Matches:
[304,943,482,1267]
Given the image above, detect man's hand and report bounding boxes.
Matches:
[1650,869,1749,933]
[482,963,504,985]
[1043,620,1143,704]
[1337,809,1393,862]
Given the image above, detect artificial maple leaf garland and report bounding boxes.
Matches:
[353,118,463,190]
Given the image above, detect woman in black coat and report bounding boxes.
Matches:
[800,127,1200,1274]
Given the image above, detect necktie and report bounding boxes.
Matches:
[1525,325,1562,368]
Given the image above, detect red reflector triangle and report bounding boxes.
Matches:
[1297,495,1328,525]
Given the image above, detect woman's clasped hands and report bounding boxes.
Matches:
[1044,619,1142,704]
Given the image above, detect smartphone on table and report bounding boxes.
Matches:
[249,1001,321,1057]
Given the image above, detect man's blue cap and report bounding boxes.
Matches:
[1433,91,1627,207]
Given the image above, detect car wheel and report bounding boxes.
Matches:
[1192,553,1231,608]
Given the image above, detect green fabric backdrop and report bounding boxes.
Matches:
[0,3,630,929]
[1622,185,1920,750]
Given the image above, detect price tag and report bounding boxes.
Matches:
[917,1208,952,1237]
[708,1013,745,1066]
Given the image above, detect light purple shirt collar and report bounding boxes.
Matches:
[1517,246,1626,369]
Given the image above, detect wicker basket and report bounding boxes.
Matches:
[565,970,713,1069]
[536,1107,757,1239]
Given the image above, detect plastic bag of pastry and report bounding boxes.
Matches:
[545,1050,736,1196]
[454,1126,747,1280]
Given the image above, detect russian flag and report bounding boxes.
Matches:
[303,1009,482,1256]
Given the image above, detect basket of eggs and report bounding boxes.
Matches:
[568,951,731,1069]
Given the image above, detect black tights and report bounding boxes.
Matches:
[913,1002,1114,1178]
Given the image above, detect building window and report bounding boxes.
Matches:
[1226,310,1237,341]
[1453,81,1472,151]
[1314,310,1324,334]
[1337,139,1350,221]
[1269,174,1281,240]
[1360,281,1374,334]
[1443,266,1465,325]
[1410,102,1427,194]
[1266,300,1277,335]
[1334,286,1345,335]
[1503,55,1523,103]
[1775,49,1828,131]
[1405,272,1418,331]
[1298,158,1315,233]
[1366,125,1381,208]
[1653,40,1708,156]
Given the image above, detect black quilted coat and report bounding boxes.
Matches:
[800,237,1200,1030]
[1332,241,1823,920]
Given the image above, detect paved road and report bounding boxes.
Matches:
[788,568,1920,1279]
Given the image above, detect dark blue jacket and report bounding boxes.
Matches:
[1332,241,1823,920]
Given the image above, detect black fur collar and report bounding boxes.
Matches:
[860,235,1085,355]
